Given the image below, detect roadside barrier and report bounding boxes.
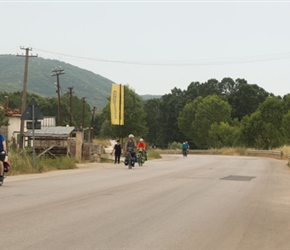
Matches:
[155,149,218,155]
[247,150,283,158]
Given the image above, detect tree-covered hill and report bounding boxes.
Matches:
[0,54,113,109]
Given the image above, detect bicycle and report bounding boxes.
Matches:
[182,148,187,158]
[0,151,9,186]
[137,149,144,166]
[125,147,136,169]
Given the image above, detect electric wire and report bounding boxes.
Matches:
[33,47,290,66]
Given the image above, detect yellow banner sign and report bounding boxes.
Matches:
[110,84,124,125]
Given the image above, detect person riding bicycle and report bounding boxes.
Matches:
[0,133,7,183]
[137,138,147,161]
[124,134,137,165]
[182,142,188,157]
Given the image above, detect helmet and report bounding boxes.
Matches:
[140,138,143,142]
[128,134,134,138]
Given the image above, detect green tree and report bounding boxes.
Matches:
[178,95,232,148]
[198,79,221,97]
[158,88,187,147]
[239,113,263,148]
[144,98,161,146]
[61,95,91,128]
[178,96,203,140]
[219,77,236,96]
[185,81,200,102]
[281,111,290,145]
[208,122,239,148]
[227,82,269,120]
[192,95,232,148]
[0,109,9,127]
[258,97,285,148]
[97,86,148,140]
[240,97,285,149]
[282,94,290,110]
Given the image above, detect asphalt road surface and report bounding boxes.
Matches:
[1,155,290,250]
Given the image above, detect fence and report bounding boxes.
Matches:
[156,149,284,159]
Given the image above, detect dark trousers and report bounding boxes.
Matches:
[0,154,5,176]
[114,154,121,163]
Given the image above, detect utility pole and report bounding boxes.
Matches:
[81,97,86,130]
[68,87,74,126]
[90,106,96,142]
[51,67,65,126]
[17,47,38,149]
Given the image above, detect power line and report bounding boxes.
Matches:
[33,47,290,66]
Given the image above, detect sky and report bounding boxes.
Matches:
[1,1,290,97]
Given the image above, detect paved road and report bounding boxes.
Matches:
[1,155,290,250]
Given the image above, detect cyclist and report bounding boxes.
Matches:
[0,133,7,184]
[137,138,147,161]
[124,134,137,165]
[182,142,187,157]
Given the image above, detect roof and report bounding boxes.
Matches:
[24,126,75,138]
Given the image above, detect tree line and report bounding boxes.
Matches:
[1,77,290,150]
[95,77,290,150]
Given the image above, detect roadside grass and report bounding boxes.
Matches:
[275,145,290,161]
[217,147,248,156]
[6,149,77,176]
[147,148,162,160]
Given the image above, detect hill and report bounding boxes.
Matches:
[0,55,114,109]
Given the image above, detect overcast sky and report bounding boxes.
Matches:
[1,1,290,97]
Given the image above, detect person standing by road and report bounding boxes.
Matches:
[111,139,122,164]
[0,133,7,183]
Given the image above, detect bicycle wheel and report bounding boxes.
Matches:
[182,149,186,157]
[128,158,132,169]
[138,153,142,166]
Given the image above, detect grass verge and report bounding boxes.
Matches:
[6,149,77,176]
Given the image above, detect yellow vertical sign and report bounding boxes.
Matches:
[110,84,124,125]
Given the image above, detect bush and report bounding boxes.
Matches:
[168,141,182,150]
[146,148,162,160]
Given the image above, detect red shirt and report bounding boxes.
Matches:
[137,141,146,149]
